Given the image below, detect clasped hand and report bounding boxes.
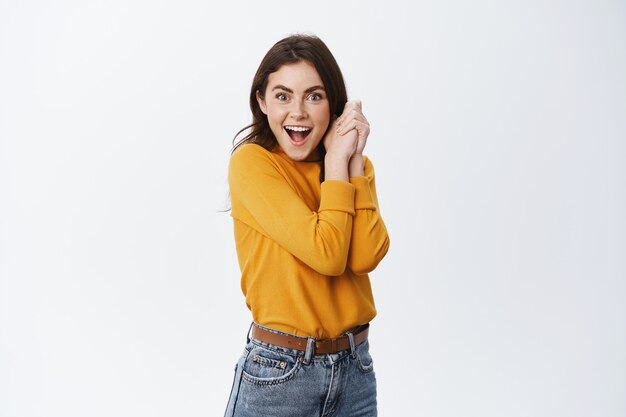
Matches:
[323,100,370,161]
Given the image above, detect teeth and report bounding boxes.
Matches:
[285,126,311,132]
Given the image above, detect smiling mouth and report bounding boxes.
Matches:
[284,126,312,144]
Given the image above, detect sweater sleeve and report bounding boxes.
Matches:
[347,156,390,275]
[229,145,355,276]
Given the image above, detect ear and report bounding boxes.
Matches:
[256,90,267,115]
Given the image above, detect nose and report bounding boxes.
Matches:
[290,101,307,120]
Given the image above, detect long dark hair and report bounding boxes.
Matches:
[232,34,348,177]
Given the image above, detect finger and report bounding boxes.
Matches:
[339,120,370,137]
[345,99,362,111]
[337,117,361,134]
[337,113,369,134]
[337,111,367,132]
[353,120,370,139]
[336,100,363,125]
[337,106,359,123]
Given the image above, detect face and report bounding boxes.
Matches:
[257,61,330,161]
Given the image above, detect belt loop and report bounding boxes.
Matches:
[347,331,357,358]
[246,321,254,344]
[303,337,315,365]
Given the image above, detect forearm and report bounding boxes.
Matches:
[349,210,390,274]
[324,152,352,182]
[348,154,364,178]
[346,159,390,274]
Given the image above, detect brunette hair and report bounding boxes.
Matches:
[232,34,348,165]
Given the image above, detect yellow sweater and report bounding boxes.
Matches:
[229,144,390,338]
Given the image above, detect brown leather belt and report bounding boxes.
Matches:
[250,323,369,355]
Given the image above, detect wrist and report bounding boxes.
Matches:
[349,154,364,177]
[325,150,352,166]
[324,151,351,182]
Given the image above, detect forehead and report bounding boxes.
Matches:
[267,61,324,90]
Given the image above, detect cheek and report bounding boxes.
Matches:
[312,106,331,128]
[266,106,287,125]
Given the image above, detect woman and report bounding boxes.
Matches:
[224,34,390,417]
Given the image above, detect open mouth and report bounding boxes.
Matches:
[284,125,312,146]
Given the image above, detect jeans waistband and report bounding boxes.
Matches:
[246,322,369,364]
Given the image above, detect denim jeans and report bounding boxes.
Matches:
[224,323,377,417]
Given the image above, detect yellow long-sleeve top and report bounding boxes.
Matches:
[229,143,390,339]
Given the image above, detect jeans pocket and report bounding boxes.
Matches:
[241,344,302,386]
[224,348,250,417]
[355,340,375,374]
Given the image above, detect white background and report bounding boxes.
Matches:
[1,1,625,416]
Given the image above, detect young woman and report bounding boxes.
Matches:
[224,34,390,417]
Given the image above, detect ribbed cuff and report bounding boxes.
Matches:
[349,176,377,210]
[319,180,356,215]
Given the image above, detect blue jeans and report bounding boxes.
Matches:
[224,323,378,417]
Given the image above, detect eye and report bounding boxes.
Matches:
[308,92,323,101]
[275,92,288,101]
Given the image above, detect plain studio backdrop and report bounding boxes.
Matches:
[1,1,625,416]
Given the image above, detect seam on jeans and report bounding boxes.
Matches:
[321,361,335,416]
[224,365,238,417]
[355,346,374,374]
[241,356,303,386]
[227,348,251,416]
[251,352,288,370]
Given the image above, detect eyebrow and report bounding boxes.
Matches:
[271,84,326,94]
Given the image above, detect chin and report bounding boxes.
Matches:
[286,148,314,161]
[277,138,321,162]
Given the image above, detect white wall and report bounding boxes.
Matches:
[1,1,625,416]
